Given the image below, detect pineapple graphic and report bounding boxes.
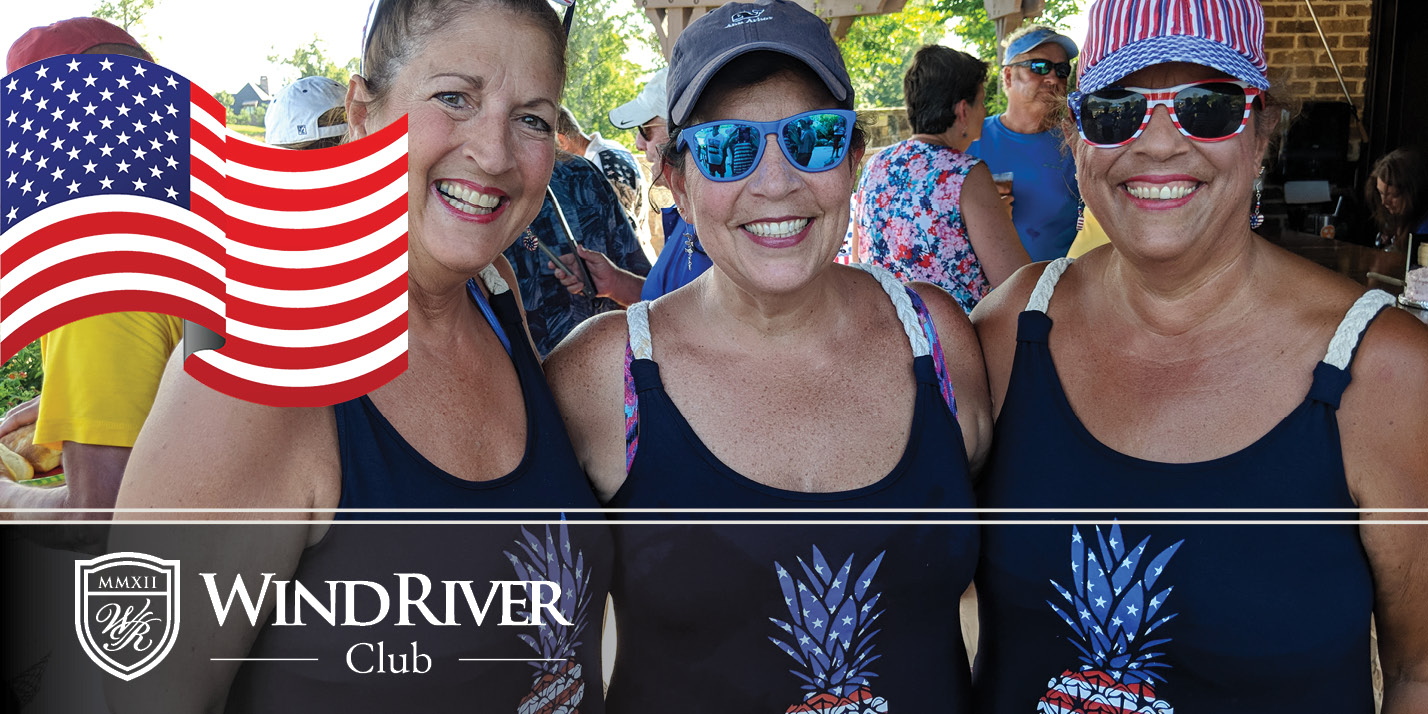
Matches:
[505,523,594,714]
[768,546,890,714]
[1039,524,1183,714]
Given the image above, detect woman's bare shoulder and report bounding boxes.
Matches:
[970,260,1055,334]
[545,309,632,389]
[118,349,338,511]
[544,309,633,501]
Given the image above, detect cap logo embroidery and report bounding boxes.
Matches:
[725,8,770,27]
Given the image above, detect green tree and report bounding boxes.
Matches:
[838,0,950,109]
[268,36,360,87]
[840,0,1082,111]
[92,0,157,33]
[562,0,660,150]
[930,0,1082,61]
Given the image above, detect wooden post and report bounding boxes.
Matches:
[638,0,908,60]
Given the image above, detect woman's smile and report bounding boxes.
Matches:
[741,216,813,248]
[433,179,508,223]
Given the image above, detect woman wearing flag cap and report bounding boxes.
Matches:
[111,0,610,711]
[970,0,1428,711]
[547,0,988,710]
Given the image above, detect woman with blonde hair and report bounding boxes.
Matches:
[109,1,610,710]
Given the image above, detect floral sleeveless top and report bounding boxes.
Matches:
[853,138,988,314]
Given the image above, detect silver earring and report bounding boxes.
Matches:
[684,229,695,270]
[1250,167,1265,230]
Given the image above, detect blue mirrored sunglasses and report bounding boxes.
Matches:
[675,109,857,182]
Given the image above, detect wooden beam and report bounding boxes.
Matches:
[637,0,909,55]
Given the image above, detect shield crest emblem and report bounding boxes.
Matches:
[74,552,181,681]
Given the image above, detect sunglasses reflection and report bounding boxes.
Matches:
[1078,82,1255,147]
[692,114,851,180]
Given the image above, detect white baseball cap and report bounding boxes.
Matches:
[609,68,668,129]
[265,76,349,147]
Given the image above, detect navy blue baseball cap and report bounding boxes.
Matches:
[1003,26,1080,64]
[666,0,854,127]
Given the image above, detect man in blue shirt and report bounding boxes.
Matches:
[968,25,1082,262]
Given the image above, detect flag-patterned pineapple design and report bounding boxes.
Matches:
[769,546,890,714]
[506,523,594,714]
[1039,524,1183,714]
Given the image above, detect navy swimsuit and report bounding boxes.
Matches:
[973,258,1394,714]
[227,267,611,714]
[607,265,980,714]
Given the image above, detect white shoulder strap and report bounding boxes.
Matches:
[1025,257,1075,313]
[1322,290,1396,370]
[850,263,930,357]
[626,301,654,360]
[476,264,510,295]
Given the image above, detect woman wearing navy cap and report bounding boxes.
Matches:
[970,0,1428,711]
[547,0,990,710]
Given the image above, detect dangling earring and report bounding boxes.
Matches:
[1250,167,1265,230]
[684,228,696,270]
[1075,200,1085,232]
[522,228,538,251]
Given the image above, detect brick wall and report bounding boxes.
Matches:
[1262,0,1373,109]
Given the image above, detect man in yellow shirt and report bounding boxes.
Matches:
[0,19,184,531]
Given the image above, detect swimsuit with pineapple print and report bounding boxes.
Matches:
[226,268,612,714]
[972,258,1392,714]
[606,264,980,714]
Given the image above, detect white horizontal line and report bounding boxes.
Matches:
[4,507,1426,514]
[457,658,568,662]
[210,658,319,662]
[87,591,167,596]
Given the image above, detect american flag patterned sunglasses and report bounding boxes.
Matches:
[1069,80,1262,148]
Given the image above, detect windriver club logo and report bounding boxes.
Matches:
[74,552,181,681]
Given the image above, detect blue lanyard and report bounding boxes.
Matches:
[467,278,512,355]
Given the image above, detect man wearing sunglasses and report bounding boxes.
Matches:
[968,24,1083,262]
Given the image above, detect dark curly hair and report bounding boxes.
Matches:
[904,45,987,135]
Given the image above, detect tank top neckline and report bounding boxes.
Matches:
[1027,318,1335,473]
[613,262,958,504]
[346,277,538,492]
[618,356,940,503]
[1020,257,1396,474]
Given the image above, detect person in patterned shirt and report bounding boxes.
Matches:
[505,152,651,356]
[853,45,1028,314]
[556,105,651,259]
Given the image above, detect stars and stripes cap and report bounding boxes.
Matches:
[7,17,152,74]
[1078,0,1268,95]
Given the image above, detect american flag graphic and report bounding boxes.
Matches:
[0,55,408,407]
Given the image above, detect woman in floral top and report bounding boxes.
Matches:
[853,46,1028,313]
